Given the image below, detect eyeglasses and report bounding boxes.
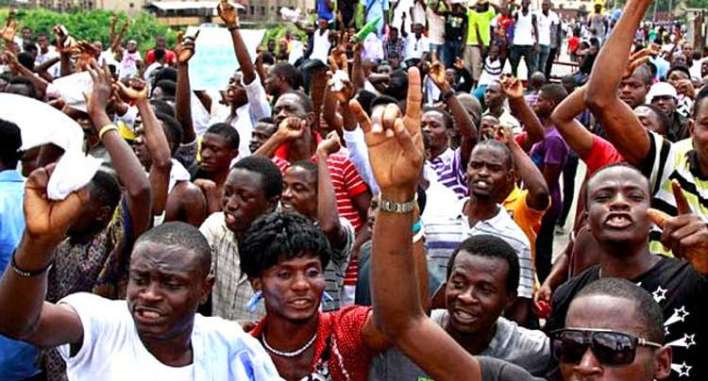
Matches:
[551,328,663,367]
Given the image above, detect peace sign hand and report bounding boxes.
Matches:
[348,67,424,198]
[647,180,708,274]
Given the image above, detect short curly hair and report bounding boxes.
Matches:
[239,212,331,279]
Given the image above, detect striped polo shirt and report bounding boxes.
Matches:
[425,199,536,299]
[428,148,469,199]
[639,133,708,255]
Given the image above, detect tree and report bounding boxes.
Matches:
[0,8,177,53]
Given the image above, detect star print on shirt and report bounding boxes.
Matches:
[671,362,692,378]
[667,333,697,349]
[653,286,668,304]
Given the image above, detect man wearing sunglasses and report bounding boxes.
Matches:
[545,164,708,380]
[552,277,672,380]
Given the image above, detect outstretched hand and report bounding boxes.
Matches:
[85,62,114,118]
[24,165,89,244]
[647,180,708,274]
[115,78,149,102]
[176,31,199,64]
[217,0,240,28]
[622,47,656,79]
[428,58,449,93]
[349,67,424,196]
[500,75,524,99]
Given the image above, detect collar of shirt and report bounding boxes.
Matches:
[0,169,24,183]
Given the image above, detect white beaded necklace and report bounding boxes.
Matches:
[262,332,318,358]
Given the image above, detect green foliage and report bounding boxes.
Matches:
[0,8,177,53]
[261,23,307,53]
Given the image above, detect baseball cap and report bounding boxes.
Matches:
[647,82,677,102]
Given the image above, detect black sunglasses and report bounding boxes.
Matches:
[551,328,663,366]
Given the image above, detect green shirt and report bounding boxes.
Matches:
[466,7,496,46]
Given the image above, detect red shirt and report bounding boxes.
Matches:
[272,154,369,232]
[568,36,580,53]
[581,135,625,176]
[145,49,176,65]
[251,306,375,381]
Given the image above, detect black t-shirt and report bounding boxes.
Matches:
[444,11,467,43]
[479,356,545,381]
[546,257,708,381]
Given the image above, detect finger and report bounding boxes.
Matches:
[405,66,422,124]
[348,99,372,133]
[394,119,419,161]
[647,208,670,229]
[672,180,691,215]
[669,220,704,243]
[382,103,401,132]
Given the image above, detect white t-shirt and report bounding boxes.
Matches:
[34,47,60,78]
[426,6,446,45]
[536,11,559,46]
[405,34,429,60]
[310,29,332,63]
[513,10,537,46]
[119,51,142,80]
[57,293,281,381]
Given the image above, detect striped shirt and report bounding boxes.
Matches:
[639,133,708,256]
[199,212,264,321]
[425,199,536,299]
[320,218,355,312]
[428,148,468,199]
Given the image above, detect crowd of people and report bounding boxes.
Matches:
[0,0,707,380]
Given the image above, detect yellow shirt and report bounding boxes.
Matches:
[503,186,547,263]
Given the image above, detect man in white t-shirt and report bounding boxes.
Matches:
[509,0,539,78]
[119,40,143,80]
[535,0,560,79]
[0,172,281,380]
[403,23,429,62]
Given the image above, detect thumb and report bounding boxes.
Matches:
[671,180,690,215]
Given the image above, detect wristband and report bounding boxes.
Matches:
[11,250,52,278]
[379,196,417,214]
[412,220,423,235]
[227,23,240,31]
[99,124,119,140]
[412,225,425,243]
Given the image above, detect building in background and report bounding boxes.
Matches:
[27,0,314,24]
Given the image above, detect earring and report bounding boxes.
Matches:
[246,291,263,312]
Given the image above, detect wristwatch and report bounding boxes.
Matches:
[379,197,417,214]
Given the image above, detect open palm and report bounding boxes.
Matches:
[349,67,424,193]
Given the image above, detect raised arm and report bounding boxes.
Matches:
[502,77,546,145]
[584,0,652,166]
[86,63,152,241]
[219,0,257,85]
[500,126,550,211]
[119,80,172,216]
[175,33,198,144]
[429,60,478,167]
[2,50,49,99]
[315,133,348,248]
[550,85,594,158]
[0,166,85,348]
[350,67,484,380]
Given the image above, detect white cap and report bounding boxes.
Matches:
[647,82,677,103]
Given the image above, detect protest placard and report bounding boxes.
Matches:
[188,25,265,91]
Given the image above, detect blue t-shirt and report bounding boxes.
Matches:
[0,169,40,380]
